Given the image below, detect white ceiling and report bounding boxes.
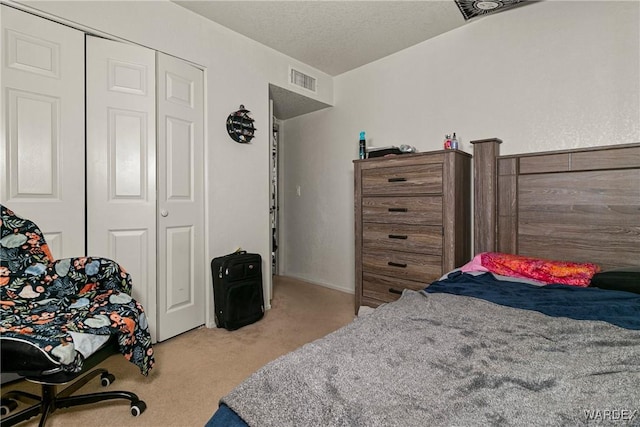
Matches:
[174,1,468,77]
[172,1,531,118]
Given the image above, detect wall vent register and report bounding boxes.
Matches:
[289,67,316,93]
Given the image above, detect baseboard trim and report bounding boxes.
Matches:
[281,274,354,295]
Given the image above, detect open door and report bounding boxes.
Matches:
[267,99,281,307]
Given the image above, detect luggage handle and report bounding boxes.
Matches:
[216,249,248,278]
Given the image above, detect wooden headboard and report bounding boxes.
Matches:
[472,139,640,270]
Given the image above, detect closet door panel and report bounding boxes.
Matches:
[86,35,157,340]
[1,5,85,258]
[157,52,205,341]
[10,91,57,195]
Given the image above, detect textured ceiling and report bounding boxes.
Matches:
[173,0,532,119]
[174,1,466,76]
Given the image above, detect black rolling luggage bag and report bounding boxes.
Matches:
[211,250,264,330]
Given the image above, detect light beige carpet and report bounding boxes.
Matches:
[1,276,354,427]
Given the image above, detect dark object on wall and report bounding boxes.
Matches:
[455,0,531,21]
[211,250,264,330]
[226,105,256,143]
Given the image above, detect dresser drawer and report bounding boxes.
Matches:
[362,223,442,255]
[362,164,443,196]
[362,196,442,225]
[362,249,441,282]
[362,272,427,303]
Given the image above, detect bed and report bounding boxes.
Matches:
[206,140,640,426]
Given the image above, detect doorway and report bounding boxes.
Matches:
[267,83,332,287]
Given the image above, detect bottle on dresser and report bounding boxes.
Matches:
[443,134,451,149]
[359,131,366,159]
[451,133,459,150]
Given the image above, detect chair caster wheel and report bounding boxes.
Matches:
[130,400,147,417]
[100,372,116,387]
[1,398,18,416]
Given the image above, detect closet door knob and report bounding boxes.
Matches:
[160,209,169,217]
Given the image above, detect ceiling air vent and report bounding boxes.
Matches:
[455,0,529,21]
[289,67,317,93]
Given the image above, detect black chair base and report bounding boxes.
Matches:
[0,368,146,427]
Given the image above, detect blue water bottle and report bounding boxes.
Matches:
[359,131,366,159]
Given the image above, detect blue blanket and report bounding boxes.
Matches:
[426,271,640,330]
[205,404,246,427]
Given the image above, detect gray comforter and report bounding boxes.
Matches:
[222,290,640,426]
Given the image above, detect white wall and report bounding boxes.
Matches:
[13,0,333,322]
[281,0,640,293]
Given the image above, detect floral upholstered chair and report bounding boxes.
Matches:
[0,204,154,426]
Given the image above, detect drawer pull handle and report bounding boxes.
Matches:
[388,234,408,240]
[388,261,407,268]
[388,288,403,295]
[388,208,408,212]
[388,177,407,183]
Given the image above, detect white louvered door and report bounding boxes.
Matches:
[86,35,158,338]
[156,53,205,341]
[0,5,85,259]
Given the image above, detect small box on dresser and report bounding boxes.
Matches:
[354,150,472,314]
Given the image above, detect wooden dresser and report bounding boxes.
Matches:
[354,150,472,313]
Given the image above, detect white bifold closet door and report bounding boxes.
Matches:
[86,35,158,338]
[156,53,205,341]
[0,5,85,259]
[2,7,205,342]
[86,36,205,341]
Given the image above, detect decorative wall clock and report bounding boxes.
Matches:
[226,105,256,143]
